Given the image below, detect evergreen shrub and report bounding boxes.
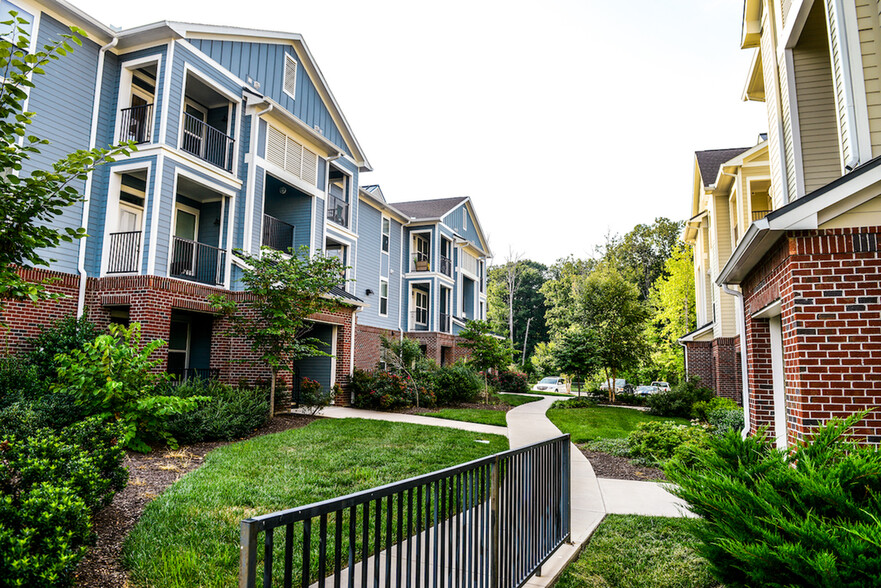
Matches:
[431,363,482,404]
[666,412,881,587]
[646,378,713,418]
[164,380,269,444]
[627,421,709,466]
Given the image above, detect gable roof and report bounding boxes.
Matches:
[695,147,752,188]
[361,185,385,203]
[390,197,469,221]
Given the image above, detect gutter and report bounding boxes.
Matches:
[721,283,751,439]
[77,35,118,317]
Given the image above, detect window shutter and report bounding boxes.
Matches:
[266,124,318,188]
[301,146,318,185]
[267,126,286,169]
[284,54,297,98]
[285,136,303,176]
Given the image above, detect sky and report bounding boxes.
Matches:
[75,0,768,266]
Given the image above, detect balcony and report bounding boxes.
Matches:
[170,237,226,286]
[412,252,430,272]
[262,214,295,252]
[410,310,429,331]
[181,112,235,172]
[752,209,772,222]
[327,194,349,227]
[119,104,153,144]
[106,231,141,274]
[440,255,452,277]
[439,312,451,333]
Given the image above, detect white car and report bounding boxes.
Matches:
[635,385,660,396]
[651,381,671,392]
[532,376,568,394]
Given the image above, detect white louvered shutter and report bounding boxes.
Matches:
[285,136,303,177]
[301,147,318,185]
[265,124,319,188]
[267,125,286,169]
[284,54,297,98]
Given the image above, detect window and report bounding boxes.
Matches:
[381,217,390,253]
[167,318,190,373]
[283,53,297,99]
[462,207,467,230]
[413,234,430,268]
[379,279,388,316]
[414,290,428,325]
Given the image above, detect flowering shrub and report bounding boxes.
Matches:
[352,370,435,410]
[299,377,333,415]
[484,370,530,393]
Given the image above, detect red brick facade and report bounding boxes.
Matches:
[684,337,743,403]
[353,323,473,371]
[1,269,358,406]
[741,227,881,444]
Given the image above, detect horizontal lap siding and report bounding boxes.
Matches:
[355,202,398,330]
[313,197,325,252]
[828,0,852,167]
[763,17,787,209]
[26,13,100,274]
[187,38,350,157]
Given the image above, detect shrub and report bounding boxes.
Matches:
[627,421,709,466]
[583,437,631,457]
[0,417,127,587]
[351,370,435,410]
[299,377,333,415]
[666,412,881,587]
[26,314,97,383]
[691,396,739,421]
[164,380,269,445]
[550,396,597,409]
[431,363,482,405]
[494,370,529,393]
[646,378,713,418]
[706,406,744,436]
[614,392,647,407]
[0,355,41,407]
[52,323,207,452]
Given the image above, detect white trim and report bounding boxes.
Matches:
[174,166,238,198]
[282,52,298,100]
[769,315,788,449]
[841,0,873,166]
[381,215,390,254]
[159,41,174,145]
[257,157,325,199]
[326,161,353,230]
[131,144,243,189]
[330,324,338,390]
[113,53,162,146]
[100,162,153,277]
[398,223,404,333]
[378,277,389,317]
[147,155,164,275]
[783,48,806,199]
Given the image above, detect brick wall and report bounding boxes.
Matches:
[406,331,471,366]
[353,323,400,371]
[742,228,881,444]
[0,268,80,352]
[685,341,713,388]
[684,337,742,402]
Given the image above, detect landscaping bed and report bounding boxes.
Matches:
[74,414,318,588]
[580,447,666,481]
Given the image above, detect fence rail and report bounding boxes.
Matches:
[239,435,570,588]
[263,214,295,252]
[752,209,772,221]
[327,194,349,227]
[119,103,153,144]
[181,111,235,171]
[107,231,141,273]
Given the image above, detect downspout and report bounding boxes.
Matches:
[722,283,751,438]
[834,0,861,171]
[77,36,118,317]
[678,339,689,377]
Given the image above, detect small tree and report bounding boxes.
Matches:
[379,335,432,408]
[458,320,513,401]
[0,14,133,308]
[211,246,345,418]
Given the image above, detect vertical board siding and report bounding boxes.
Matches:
[828,0,853,166]
[25,13,100,274]
[186,38,351,157]
[442,203,483,250]
[795,4,842,193]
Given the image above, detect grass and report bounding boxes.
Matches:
[546,406,689,442]
[418,393,541,426]
[555,515,718,588]
[122,418,507,587]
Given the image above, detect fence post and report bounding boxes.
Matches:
[563,437,572,543]
[240,519,259,588]
[490,455,501,588]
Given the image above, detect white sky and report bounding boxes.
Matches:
[74,0,768,266]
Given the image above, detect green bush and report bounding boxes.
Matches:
[299,377,333,415]
[583,437,631,456]
[615,392,647,407]
[691,397,744,436]
[493,370,530,393]
[26,314,97,383]
[0,417,127,587]
[351,370,435,410]
[0,355,41,407]
[52,323,207,452]
[627,421,709,466]
[550,396,597,409]
[164,380,269,445]
[646,378,713,418]
[666,412,881,587]
[431,363,482,405]
[691,396,739,421]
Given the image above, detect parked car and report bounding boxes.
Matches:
[598,378,629,392]
[651,381,671,392]
[531,376,568,394]
[635,385,660,396]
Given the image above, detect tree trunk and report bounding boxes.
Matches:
[269,367,277,419]
[521,316,532,365]
[603,367,613,403]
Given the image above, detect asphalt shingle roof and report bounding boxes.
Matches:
[695,147,751,188]
[330,285,363,304]
[390,196,468,220]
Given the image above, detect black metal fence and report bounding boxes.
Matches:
[327,194,349,227]
[170,236,226,286]
[107,231,141,273]
[263,214,295,252]
[239,435,571,588]
[439,312,451,333]
[439,256,452,277]
[181,111,235,171]
[119,103,153,144]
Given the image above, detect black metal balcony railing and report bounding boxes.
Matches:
[439,255,452,277]
[439,312,451,333]
[410,310,429,331]
[170,236,226,286]
[119,103,153,144]
[327,194,349,227]
[181,111,235,172]
[262,214,295,252]
[239,435,571,588]
[106,231,141,274]
[752,209,772,221]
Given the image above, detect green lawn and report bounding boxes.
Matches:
[496,393,542,406]
[420,408,508,426]
[123,419,507,587]
[556,515,717,588]
[546,406,689,442]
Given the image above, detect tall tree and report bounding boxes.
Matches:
[210,246,345,417]
[604,217,683,300]
[573,263,648,401]
[458,319,513,401]
[487,258,549,360]
[646,243,696,381]
[0,16,133,308]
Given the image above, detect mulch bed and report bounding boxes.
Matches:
[74,413,318,588]
[579,447,667,482]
